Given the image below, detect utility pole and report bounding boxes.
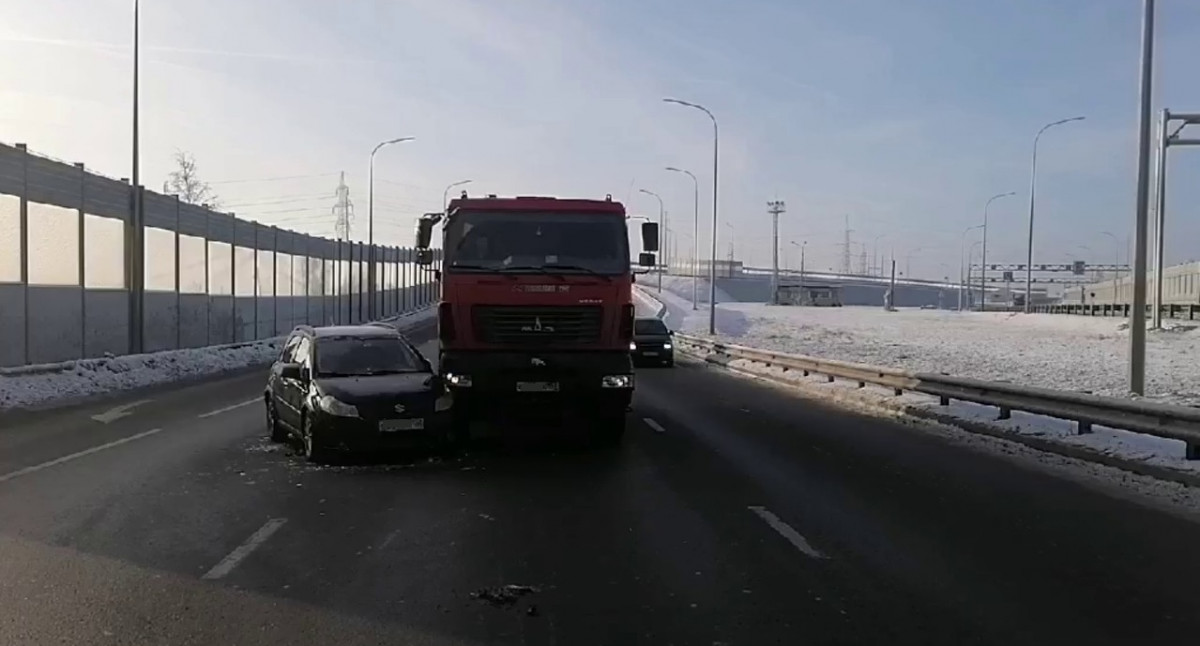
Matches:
[1128,0,1155,395]
[841,215,853,275]
[333,171,353,241]
[768,200,785,304]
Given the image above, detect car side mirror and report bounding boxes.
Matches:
[641,222,660,252]
[415,217,435,249]
[416,248,433,266]
[668,330,674,336]
[279,363,304,380]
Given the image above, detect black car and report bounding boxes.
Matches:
[264,323,452,462]
[630,317,675,366]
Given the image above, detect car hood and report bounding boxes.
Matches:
[633,333,672,342]
[316,373,436,403]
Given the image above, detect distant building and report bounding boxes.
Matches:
[776,283,843,307]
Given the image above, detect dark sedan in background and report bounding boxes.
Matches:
[630,317,674,367]
[264,323,452,462]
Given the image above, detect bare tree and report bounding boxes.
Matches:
[164,150,220,209]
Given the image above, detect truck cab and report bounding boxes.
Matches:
[415,193,658,444]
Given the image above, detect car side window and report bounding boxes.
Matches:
[294,337,313,368]
[279,335,301,363]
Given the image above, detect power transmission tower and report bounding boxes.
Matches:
[836,214,854,275]
[768,200,786,304]
[332,171,354,241]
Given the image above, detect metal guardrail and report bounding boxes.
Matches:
[673,333,1200,460]
[1034,303,1200,320]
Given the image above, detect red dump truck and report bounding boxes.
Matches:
[414,194,658,445]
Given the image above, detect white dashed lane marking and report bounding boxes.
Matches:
[197,398,259,419]
[202,518,288,580]
[748,505,828,560]
[0,428,165,483]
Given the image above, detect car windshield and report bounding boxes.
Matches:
[635,319,669,335]
[315,337,423,377]
[444,210,629,275]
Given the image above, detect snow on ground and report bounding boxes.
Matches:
[642,273,1200,405]
[0,308,436,411]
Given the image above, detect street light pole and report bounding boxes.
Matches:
[368,136,415,320]
[443,179,472,211]
[960,225,983,311]
[1129,0,1157,395]
[980,191,1016,311]
[1024,115,1086,313]
[666,166,700,310]
[639,188,665,291]
[665,98,719,335]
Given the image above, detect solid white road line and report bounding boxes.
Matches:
[748,505,828,560]
[197,398,259,419]
[0,428,165,483]
[202,518,288,580]
[644,417,667,433]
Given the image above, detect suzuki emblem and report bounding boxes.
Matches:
[394,404,406,414]
[531,357,546,367]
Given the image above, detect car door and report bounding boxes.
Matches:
[269,334,298,415]
[282,336,313,428]
[275,335,306,429]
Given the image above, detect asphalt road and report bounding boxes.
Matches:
[4,321,1200,645]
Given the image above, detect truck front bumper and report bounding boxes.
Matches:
[440,350,634,416]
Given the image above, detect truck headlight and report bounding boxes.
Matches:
[318,395,359,418]
[628,341,637,351]
[434,393,454,412]
[601,374,634,389]
[446,372,472,388]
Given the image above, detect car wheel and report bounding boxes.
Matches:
[266,397,289,443]
[301,414,333,464]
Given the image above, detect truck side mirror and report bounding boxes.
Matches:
[415,218,435,249]
[416,248,433,265]
[638,252,656,268]
[641,222,660,252]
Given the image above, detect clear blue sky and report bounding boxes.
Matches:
[3,0,1200,278]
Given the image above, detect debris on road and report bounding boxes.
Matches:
[470,584,540,607]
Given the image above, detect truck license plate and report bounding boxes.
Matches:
[516,381,559,393]
[380,418,425,432]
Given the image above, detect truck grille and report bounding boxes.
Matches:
[473,306,603,345]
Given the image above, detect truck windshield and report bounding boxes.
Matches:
[444,211,629,275]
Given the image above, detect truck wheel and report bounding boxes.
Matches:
[591,414,627,447]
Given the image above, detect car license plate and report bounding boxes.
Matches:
[643,351,658,356]
[380,418,424,432]
[516,381,559,393]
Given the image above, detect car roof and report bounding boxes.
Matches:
[297,324,404,339]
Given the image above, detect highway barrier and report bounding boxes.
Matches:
[673,333,1200,460]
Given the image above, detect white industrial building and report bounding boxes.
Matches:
[1065,261,1200,305]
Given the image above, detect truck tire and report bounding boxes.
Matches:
[591,413,627,447]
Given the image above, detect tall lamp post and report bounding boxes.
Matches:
[961,224,984,311]
[664,98,719,334]
[639,188,666,291]
[443,179,472,211]
[666,166,700,310]
[1024,115,1085,313]
[367,136,414,319]
[980,191,1016,310]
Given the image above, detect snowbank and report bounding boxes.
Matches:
[696,303,1200,404]
[0,307,436,411]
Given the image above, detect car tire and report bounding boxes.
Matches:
[301,413,333,464]
[266,397,289,443]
